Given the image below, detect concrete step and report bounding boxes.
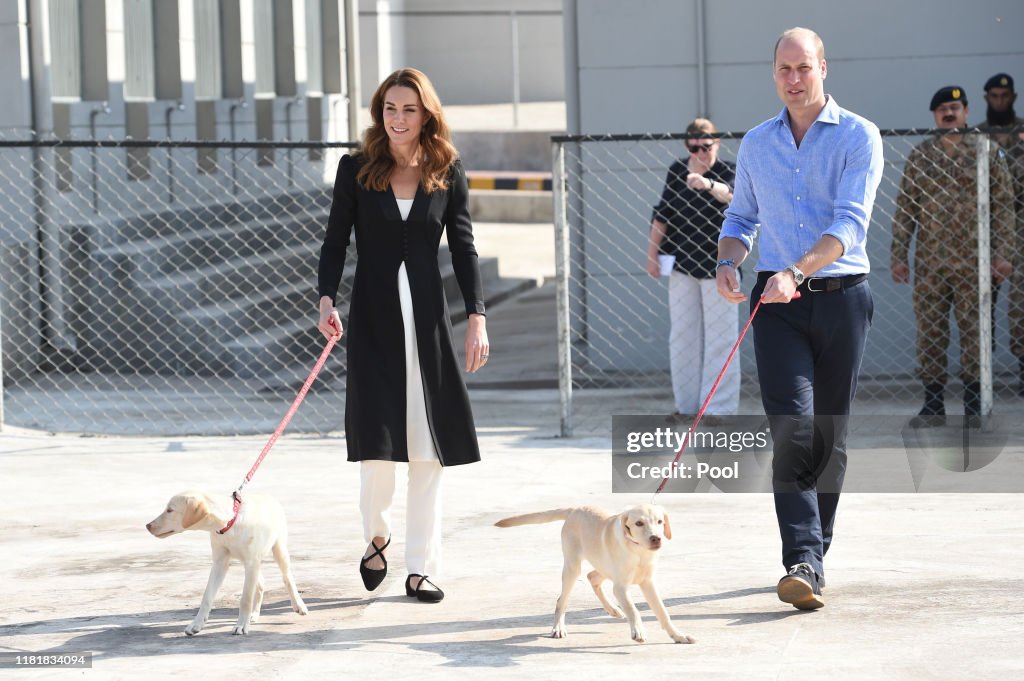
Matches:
[176,280,312,341]
[219,317,322,378]
[72,189,329,244]
[137,244,347,308]
[468,189,553,223]
[94,214,324,278]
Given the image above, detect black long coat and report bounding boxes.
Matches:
[317,154,484,466]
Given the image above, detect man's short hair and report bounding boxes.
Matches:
[773,28,825,65]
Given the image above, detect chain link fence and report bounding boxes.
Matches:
[4,130,1023,438]
[552,127,1024,435]
[0,138,366,435]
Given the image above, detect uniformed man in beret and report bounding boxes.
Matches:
[979,73,1024,393]
[981,73,1022,134]
[891,85,1016,425]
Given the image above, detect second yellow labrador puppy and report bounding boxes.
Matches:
[496,504,694,644]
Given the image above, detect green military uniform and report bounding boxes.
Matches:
[891,135,1016,385]
[979,116,1024,358]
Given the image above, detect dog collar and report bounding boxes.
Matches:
[217,491,243,534]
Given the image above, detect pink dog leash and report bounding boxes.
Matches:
[218,333,340,534]
[651,291,800,500]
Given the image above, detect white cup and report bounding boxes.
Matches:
[658,254,676,277]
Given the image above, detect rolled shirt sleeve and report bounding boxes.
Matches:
[824,122,884,255]
[720,142,759,254]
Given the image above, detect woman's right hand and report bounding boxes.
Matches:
[318,297,343,340]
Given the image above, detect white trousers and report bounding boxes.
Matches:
[360,460,443,577]
[358,262,443,577]
[668,271,740,415]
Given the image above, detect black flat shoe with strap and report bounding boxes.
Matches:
[359,537,390,591]
[405,574,444,603]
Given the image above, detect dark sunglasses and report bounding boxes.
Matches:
[687,142,715,153]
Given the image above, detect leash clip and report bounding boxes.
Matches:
[218,487,245,535]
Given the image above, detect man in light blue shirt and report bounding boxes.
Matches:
[716,27,884,611]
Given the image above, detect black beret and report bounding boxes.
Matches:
[984,73,1014,92]
[930,85,967,111]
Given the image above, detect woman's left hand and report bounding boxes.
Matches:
[464,314,489,373]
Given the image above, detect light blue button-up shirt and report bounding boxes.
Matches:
[720,96,884,276]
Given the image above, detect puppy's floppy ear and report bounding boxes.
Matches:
[182,496,210,529]
[663,511,673,540]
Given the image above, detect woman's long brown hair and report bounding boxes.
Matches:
[356,68,457,194]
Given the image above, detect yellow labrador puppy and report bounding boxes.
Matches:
[146,491,307,636]
[496,504,693,644]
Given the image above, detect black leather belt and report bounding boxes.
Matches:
[757,272,868,293]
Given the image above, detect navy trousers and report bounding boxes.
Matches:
[751,274,873,579]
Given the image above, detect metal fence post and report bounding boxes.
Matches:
[88,102,110,212]
[552,139,572,436]
[228,98,247,196]
[976,133,993,423]
[165,100,184,201]
[510,10,520,129]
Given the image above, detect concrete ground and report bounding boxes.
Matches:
[2,426,1023,681]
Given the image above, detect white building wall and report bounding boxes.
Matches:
[568,0,1024,134]
[359,0,564,105]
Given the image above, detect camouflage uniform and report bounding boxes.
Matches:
[979,117,1024,358]
[891,135,1016,385]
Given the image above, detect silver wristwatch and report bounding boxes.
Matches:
[784,264,805,285]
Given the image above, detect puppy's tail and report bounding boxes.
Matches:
[495,509,573,528]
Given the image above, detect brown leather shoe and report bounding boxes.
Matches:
[777,563,824,610]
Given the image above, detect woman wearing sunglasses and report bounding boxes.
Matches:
[646,118,739,425]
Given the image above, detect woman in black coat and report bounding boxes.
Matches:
[317,68,489,603]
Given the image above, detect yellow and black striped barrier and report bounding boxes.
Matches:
[466,171,552,191]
